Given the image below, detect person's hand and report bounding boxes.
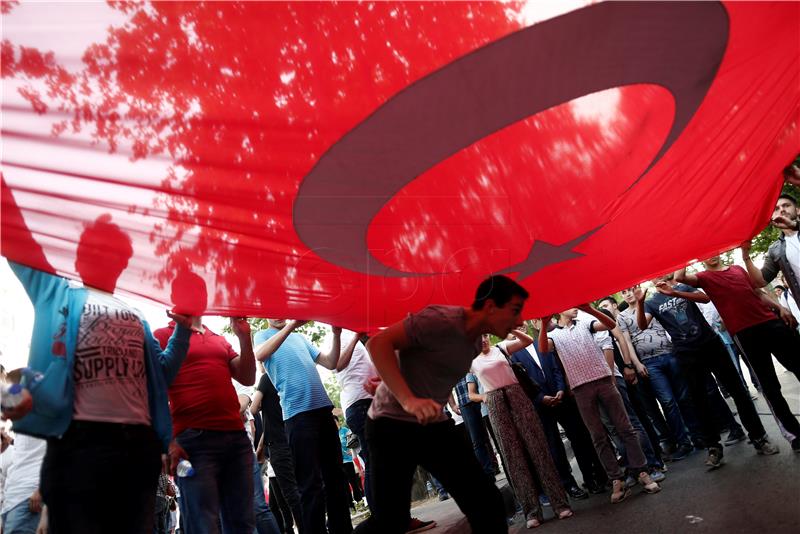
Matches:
[166,310,193,329]
[451,403,461,416]
[623,367,638,385]
[287,319,308,331]
[778,306,798,329]
[331,326,342,336]
[1,388,33,421]
[0,429,12,452]
[654,281,676,296]
[510,329,527,338]
[542,395,557,407]
[633,285,648,302]
[28,488,43,514]
[230,317,251,338]
[364,375,382,395]
[168,440,189,476]
[772,214,798,231]
[784,164,800,187]
[635,361,649,378]
[740,240,752,256]
[36,505,48,534]
[256,438,266,464]
[554,391,564,403]
[400,396,442,425]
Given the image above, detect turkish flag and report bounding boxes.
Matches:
[1,1,798,329]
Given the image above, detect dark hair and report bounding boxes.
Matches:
[783,163,799,177]
[775,285,787,291]
[778,193,797,206]
[598,296,617,307]
[471,275,529,310]
[618,301,630,313]
[598,308,614,320]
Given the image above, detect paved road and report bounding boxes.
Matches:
[410,365,800,533]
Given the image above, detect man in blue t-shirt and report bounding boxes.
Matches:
[634,276,778,470]
[254,320,352,534]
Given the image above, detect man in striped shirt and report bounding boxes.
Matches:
[539,304,661,504]
[254,320,352,534]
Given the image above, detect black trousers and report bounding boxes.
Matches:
[677,336,766,450]
[354,417,506,534]
[41,421,161,534]
[284,407,353,534]
[736,319,800,438]
[343,462,364,503]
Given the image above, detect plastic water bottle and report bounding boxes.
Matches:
[1,384,24,412]
[176,459,195,477]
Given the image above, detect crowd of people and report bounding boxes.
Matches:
[0,165,798,534]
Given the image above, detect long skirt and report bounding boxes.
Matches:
[485,383,570,521]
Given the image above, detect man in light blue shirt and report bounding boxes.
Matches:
[254,320,352,534]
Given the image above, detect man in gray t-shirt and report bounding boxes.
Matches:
[618,287,695,458]
[353,275,529,534]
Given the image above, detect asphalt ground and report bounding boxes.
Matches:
[409,363,800,534]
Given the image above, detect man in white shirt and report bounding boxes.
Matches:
[743,193,800,308]
[0,433,46,534]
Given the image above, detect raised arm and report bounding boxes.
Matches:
[315,327,342,370]
[634,286,653,330]
[366,321,441,424]
[538,317,555,352]
[254,320,305,362]
[504,328,533,354]
[740,241,772,288]
[577,303,616,331]
[673,267,700,287]
[655,282,710,303]
[336,331,364,372]
[228,317,256,386]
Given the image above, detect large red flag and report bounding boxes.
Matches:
[2,1,798,329]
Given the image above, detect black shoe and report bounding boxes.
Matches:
[724,428,746,446]
[584,481,605,495]
[671,444,693,461]
[566,485,589,500]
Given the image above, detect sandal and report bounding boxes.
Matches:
[526,518,541,529]
[557,509,574,519]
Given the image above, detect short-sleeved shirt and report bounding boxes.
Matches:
[695,266,777,335]
[154,324,242,437]
[335,330,376,413]
[470,347,517,392]
[548,319,611,389]
[256,373,288,445]
[368,305,482,424]
[617,308,673,361]
[466,374,490,416]
[454,375,473,407]
[253,329,331,421]
[74,291,150,425]
[644,283,717,350]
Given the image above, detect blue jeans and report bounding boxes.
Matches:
[345,398,373,509]
[643,353,695,447]
[1,500,41,534]
[458,401,496,478]
[175,429,255,534]
[252,454,281,534]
